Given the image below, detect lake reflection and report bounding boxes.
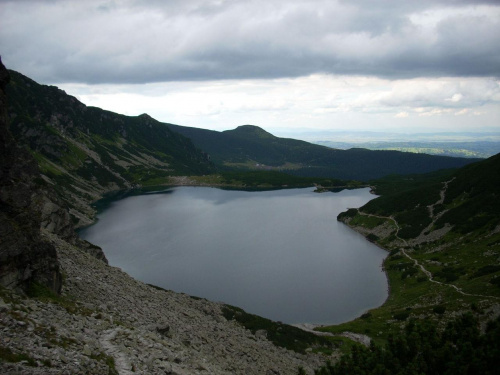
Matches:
[80,187,388,324]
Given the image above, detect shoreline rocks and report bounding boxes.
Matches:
[0,230,327,374]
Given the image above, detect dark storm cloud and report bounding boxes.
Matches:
[1,0,499,84]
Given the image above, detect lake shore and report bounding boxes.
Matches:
[81,186,388,325]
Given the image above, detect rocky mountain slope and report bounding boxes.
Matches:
[0,59,63,294]
[169,124,479,180]
[1,230,326,374]
[0,63,330,374]
[6,70,214,227]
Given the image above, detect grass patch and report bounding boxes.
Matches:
[60,142,88,168]
[222,305,336,354]
[90,352,118,375]
[31,151,63,176]
[0,346,37,367]
[349,215,388,229]
[26,282,93,316]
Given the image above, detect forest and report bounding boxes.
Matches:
[309,314,500,375]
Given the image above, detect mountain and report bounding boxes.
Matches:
[169,124,479,181]
[329,153,500,342]
[0,61,63,293]
[355,153,500,241]
[2,63,499,374]
[6,68,479,224]
[6,70,214,227]
[0,64,329,374]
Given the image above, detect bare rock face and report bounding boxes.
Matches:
[0,57,62,293]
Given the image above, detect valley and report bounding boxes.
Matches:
[1,63,499,374]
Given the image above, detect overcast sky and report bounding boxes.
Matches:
[1,0,499,135]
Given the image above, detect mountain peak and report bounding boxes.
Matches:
[229,125,275,139]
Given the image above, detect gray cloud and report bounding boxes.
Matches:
[1,0,499,84]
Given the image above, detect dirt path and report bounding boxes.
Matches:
[292,324,372,346]
[100,328,135,375]
[357,178,499,301]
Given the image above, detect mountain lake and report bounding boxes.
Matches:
[79,186,388,325]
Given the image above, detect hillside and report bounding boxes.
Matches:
[0,63,332,375]
[0,60,65,296]
[2,64,500,374]
[326,153,500,343]
[169,124,479,180]
[6,70,214,227]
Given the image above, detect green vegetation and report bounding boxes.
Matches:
[349,214,387,230]
[0,346,37,367]
[6,69,215,226]
[222,305,336,354]
[89,352,118,375]
[169,124,477,181]
[30,150,63,176]
[7,69,215,181]
[26,282,93,317]
[218,171,349,189]
[325,153,500,351]
[470,265,500,279]
[312,314,500,375]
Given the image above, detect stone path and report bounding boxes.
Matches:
[100,328,135,375]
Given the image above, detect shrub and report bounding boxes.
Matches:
[394,311,410,321]
[433,305,446,315]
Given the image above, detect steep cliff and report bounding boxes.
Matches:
[0,59,62,293]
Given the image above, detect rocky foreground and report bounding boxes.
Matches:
[0,58,331,374]
[1,229,327,374]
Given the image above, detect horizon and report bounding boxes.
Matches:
[5,64,500,153]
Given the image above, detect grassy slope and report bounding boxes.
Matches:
[319,154,500,345]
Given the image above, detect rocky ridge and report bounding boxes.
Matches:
[6,70,214,228]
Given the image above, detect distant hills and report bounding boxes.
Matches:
[313,140,500,159]
[169,124,479,180]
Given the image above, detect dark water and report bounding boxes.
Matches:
[80,187,388,325]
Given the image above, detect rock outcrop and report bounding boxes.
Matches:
[0,58,62,293]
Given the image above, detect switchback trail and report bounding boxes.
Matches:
[356,178,499,301]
